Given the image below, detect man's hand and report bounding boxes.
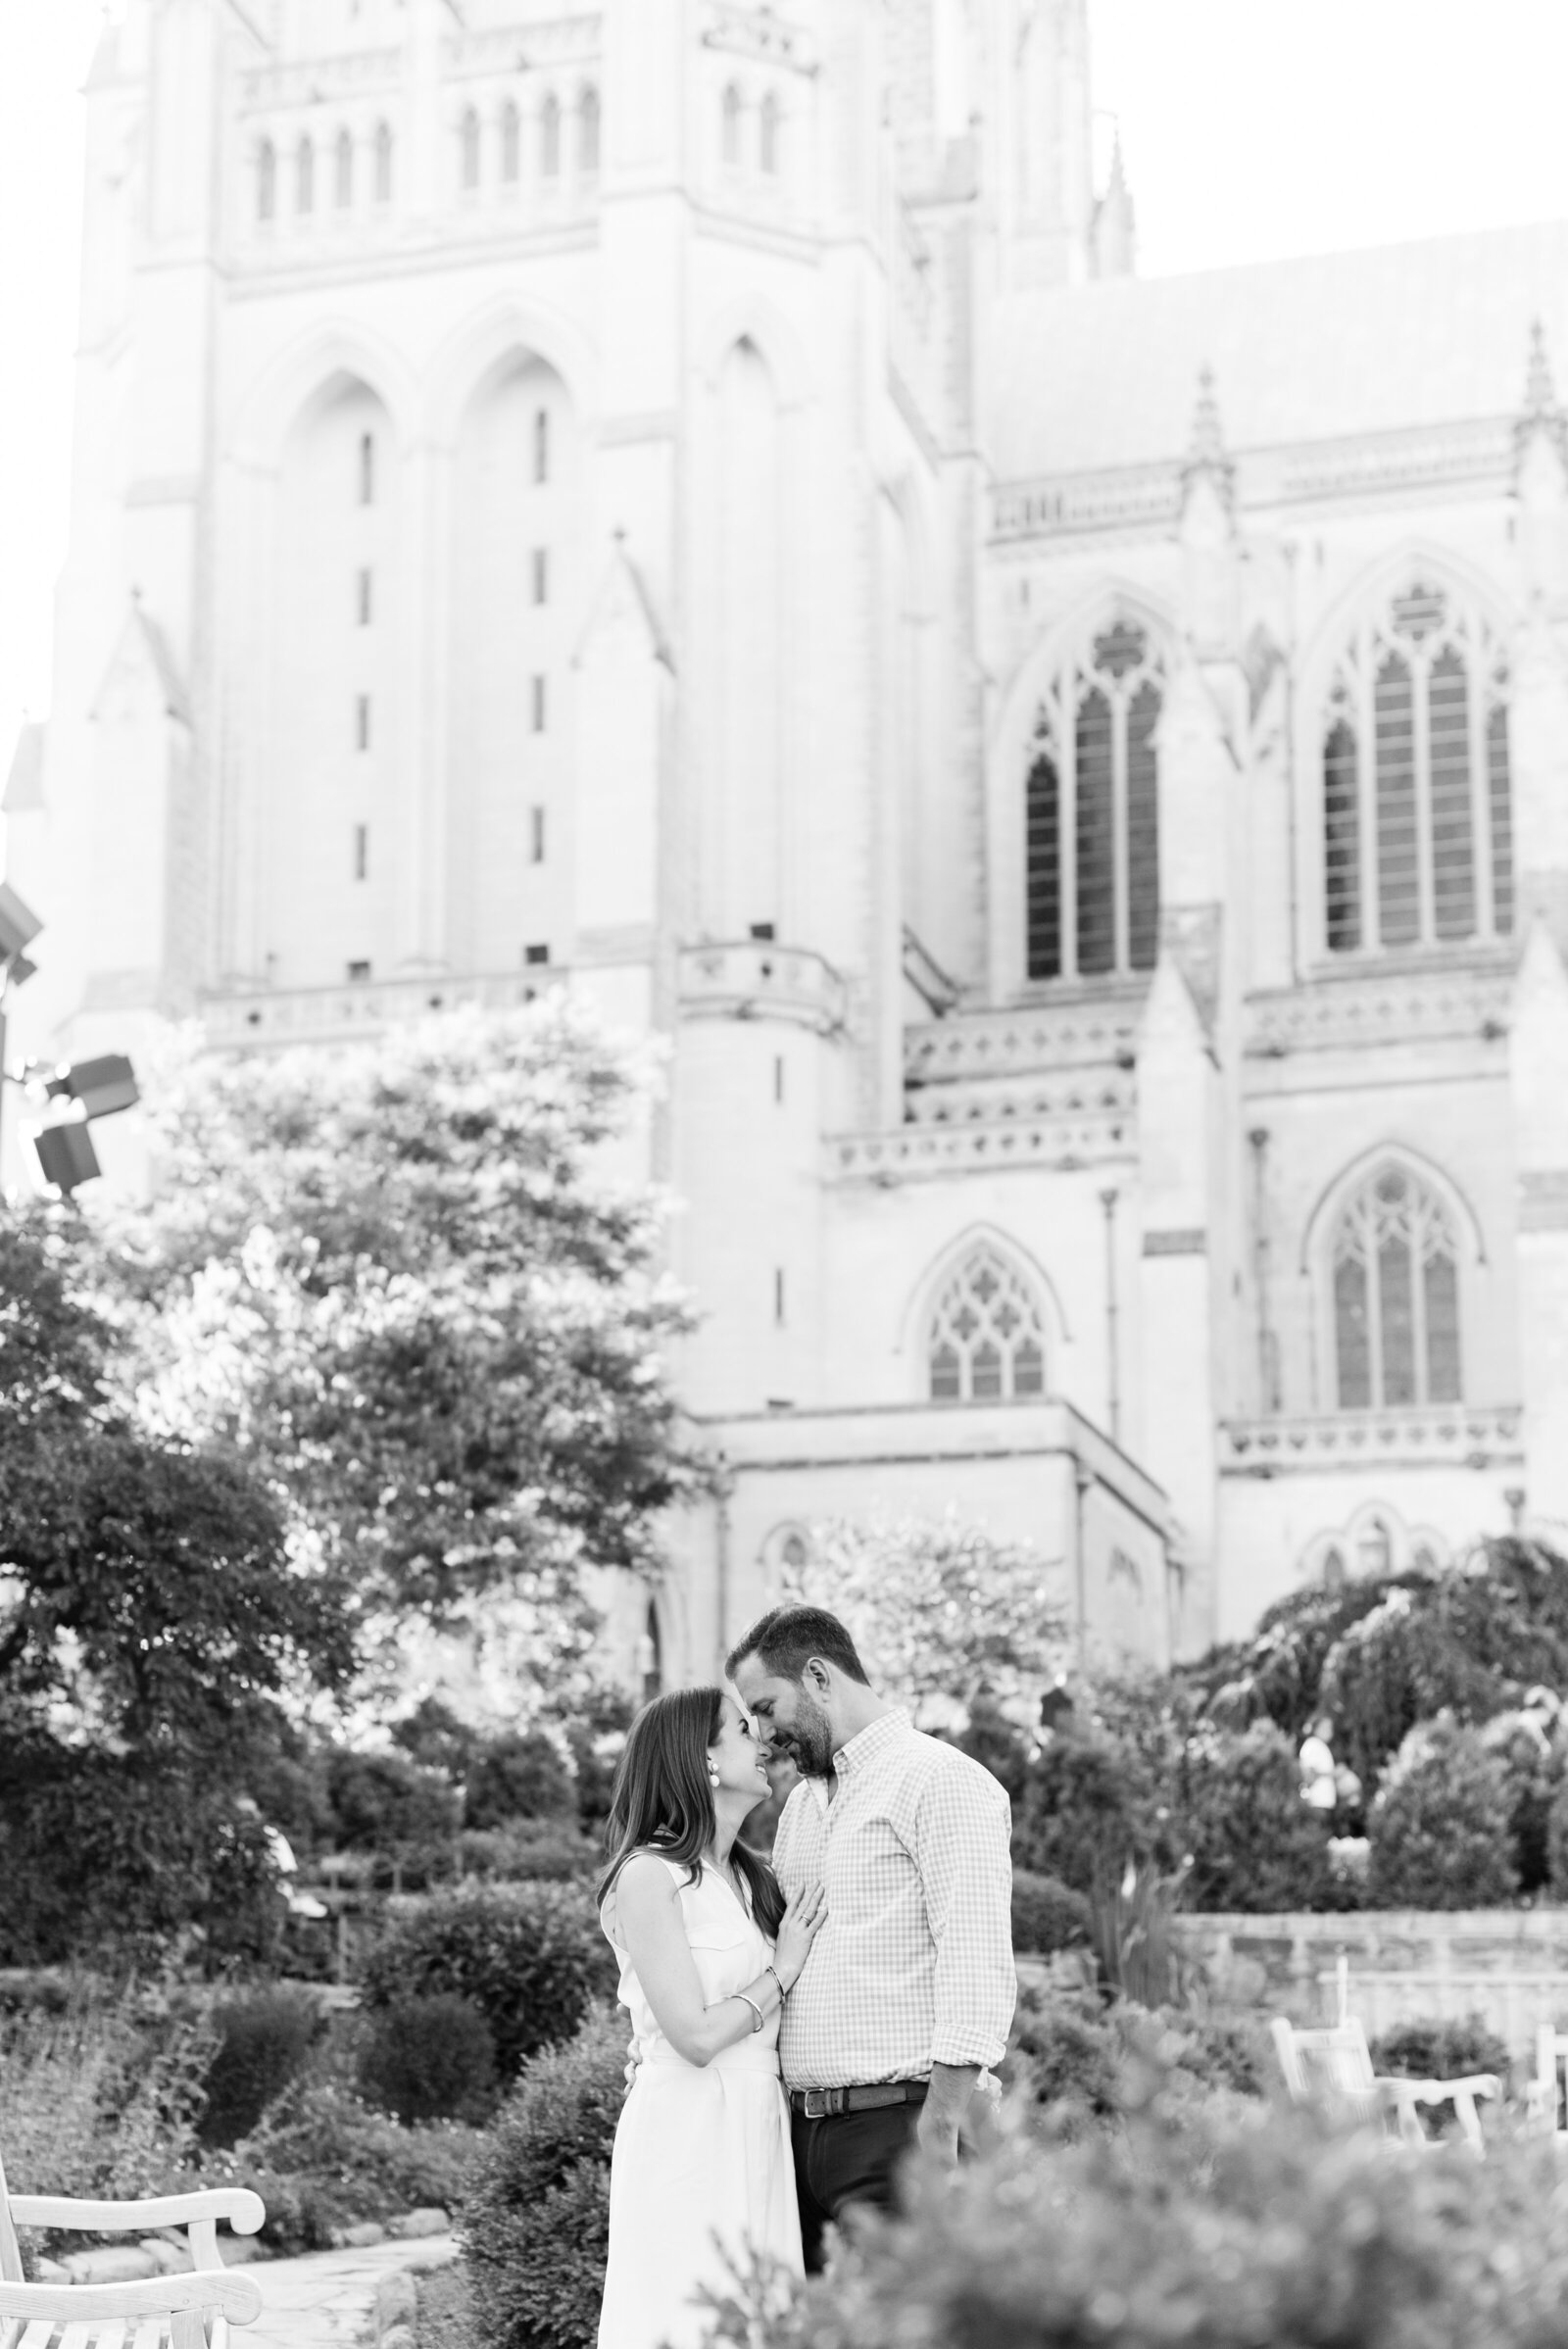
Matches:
[915,2061,979,2169]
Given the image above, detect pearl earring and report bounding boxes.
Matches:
[708,1764,720,1789]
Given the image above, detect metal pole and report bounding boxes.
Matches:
[1250,1127,1279,1413]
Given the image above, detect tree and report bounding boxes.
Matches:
[0,1220,352,1963]
[94,1002,709,1713]
[1367,1716,1518,1909]
[782,1512,1067,1725]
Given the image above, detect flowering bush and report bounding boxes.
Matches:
[1368,1716,1518,1909]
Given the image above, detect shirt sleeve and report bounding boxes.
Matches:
[913,1759,1016,2070]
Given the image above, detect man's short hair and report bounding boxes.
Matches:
[726,1605,870,1688]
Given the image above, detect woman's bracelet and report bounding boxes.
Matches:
[735,1992,765,2035]
[765,1964,787,2004]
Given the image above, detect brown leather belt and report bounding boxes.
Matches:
[789,2080,929,2120]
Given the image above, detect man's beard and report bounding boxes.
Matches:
[778,1689,836,1780]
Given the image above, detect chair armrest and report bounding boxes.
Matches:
[0,2270,264,2325]
[7,2188,266,2237]
[1372,2074,1502,2105]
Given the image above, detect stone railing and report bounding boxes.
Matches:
[994,418,1517,547]
[826,1106,1134,1185]
[905,990,1145,1089]
[1175,1908,1568,2058]
[676,941,847,1036]
[1247,962,1513,1058]
[1219,1402,1524,1474]
[201,966,556,1051]
[904,1074,1135,1129]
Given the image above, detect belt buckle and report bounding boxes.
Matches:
[802,2087,840,2119]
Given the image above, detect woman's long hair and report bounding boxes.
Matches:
[596,1688,784,1936]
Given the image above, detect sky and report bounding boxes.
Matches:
[3,1,1568,771]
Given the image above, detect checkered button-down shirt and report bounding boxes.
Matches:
[770,1709,1015,2090]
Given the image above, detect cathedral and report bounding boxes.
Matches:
[11,0,1568,1689]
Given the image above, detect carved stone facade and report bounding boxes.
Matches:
[9,0,1568,1685]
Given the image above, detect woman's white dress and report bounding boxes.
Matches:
[597,1856,803,2349]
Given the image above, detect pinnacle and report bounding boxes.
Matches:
[1524,318,1560,423]
[1185,365,1233,488]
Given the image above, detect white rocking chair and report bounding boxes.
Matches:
[1271,2014,1501,2154]
[0,2141,265,2349]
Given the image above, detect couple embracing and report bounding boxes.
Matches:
[595,1604,1017,2349]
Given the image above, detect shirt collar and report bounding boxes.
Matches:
[833,1707,913,1778]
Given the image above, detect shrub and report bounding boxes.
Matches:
[465,1733,576,1830]
[463,2004,628,2349]
[1369,2013,1513,2129]
[327,1750,461,1855]
[198,1984,321,2148]
[1011,1870,1092,1953]
[456,1826,598,1883]
[229,2078,482,2255]
[0,1997,216,2202]
[1368,1715,1519,1909]
[1012,1731,1151,1894]
[1007,1983,1120,2122]
[359,1883,618,2080]
[1481,1712,1563,1894]
[1180,1721,1336,1912]
[358,1993,497,2125]
[701,2081,1568,2349]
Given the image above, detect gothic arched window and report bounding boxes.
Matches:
[760,91,780,173]
[460,107,481,191]
[296,136,315,215]
[722,84,743,167]
[1330,1166,1461,1410]
[928,1245,1048,1403]
[501,101,521,183]
[580,85,601,175]
[334,127,354,209]
[1025,617,1162,983]
[1321,578,1513,955]
[540,93,562,176]
[373,121,394,205]
[257,137,276,222]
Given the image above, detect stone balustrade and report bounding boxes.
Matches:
[1219,1403,1524,1475]
[676,940,847,1036]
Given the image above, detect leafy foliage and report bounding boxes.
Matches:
[0,1222,352,1965]
[227,2079,481,2255]
[0,1995,216,2204]
[358,1883,618,2080]
[1179,1721,1336,1912]
[1011,1728,1159,1895]
[783,1511,1067,1719]
[1368,1716,1519,1909]
[198,1984,322,2148]
[707,2083,1568,2349]
[96,1003,709,1701]
[465,1732,576,1830]
[358,1992,498,2125]
[462,2003,627,2349]
[1010,1870,1092,1954]
[1369,2013,1513,2119]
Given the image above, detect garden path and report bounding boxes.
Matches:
[243,2231,456,2349]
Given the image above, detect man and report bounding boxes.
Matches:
[728,1604,1015,2272]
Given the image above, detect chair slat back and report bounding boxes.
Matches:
[1273,2016,1381,2116]
[1536,2025,1568,2131]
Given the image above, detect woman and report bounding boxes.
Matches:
[596,1688,825,2349]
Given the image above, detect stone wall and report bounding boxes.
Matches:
[1175,1909,1568,2057]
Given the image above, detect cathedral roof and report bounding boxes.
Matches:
[991,217,1568,482]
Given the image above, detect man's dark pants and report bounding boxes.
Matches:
[791,2104,922,2274]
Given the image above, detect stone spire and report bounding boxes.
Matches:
[1091,131,1137,278]
[1180,367,1238,657]
[1515,320,1568,609]
[1183,367,1235,511]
